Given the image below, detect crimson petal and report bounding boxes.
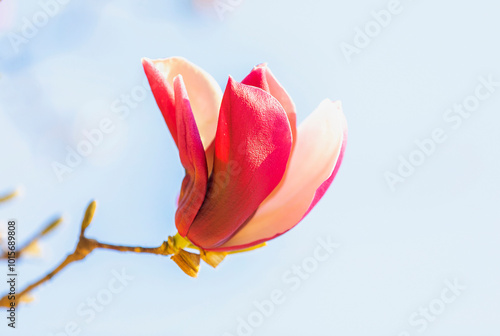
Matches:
[186,77,292,249]
[142,58,178,146]
[173,75,209,236]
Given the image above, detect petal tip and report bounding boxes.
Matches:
[332,100,343,113]
[227,75,237,88]
[173,73,184,84]
[321,99,344,116]
[141,57,154,69]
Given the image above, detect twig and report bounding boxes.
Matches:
[0,189,18,204]
[0,235,174,307]
[0,201,195,307]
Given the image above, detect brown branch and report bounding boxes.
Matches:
[0,233,175,307]
[0,200,225,307]
[0,201,184,307]
[93,240,170,255]
[0,189,18,204]
[3,254,76,307]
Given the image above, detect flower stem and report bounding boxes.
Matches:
[0,234,173,307]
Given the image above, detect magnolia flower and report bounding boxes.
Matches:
[142,57,347,254]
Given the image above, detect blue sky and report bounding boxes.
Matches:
[1,0,500,335]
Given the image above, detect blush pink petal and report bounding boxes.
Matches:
[143,57,222,149]
[218,99,347,250]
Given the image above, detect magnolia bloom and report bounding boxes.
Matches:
[142,57,347,253]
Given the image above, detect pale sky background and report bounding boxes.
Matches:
[1,1,499,335]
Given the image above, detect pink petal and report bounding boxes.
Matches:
[242,65,297,143]
[143,57,222,149]
[173,75,209,236]
[241,65,299,201]
[185,77,293,249]
[218,99,347,250]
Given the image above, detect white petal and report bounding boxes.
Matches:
[151,57,222,148]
